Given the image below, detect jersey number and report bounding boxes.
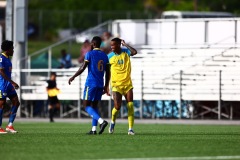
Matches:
[98,60,104,71]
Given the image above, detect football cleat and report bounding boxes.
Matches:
[128,129,135,135]
[99,120,108,134]
[6,126,18,133]
[87,130,97,135]
[108,123,115,134]
[0,128,7,134]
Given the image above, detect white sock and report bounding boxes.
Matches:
[111,121,115,124]
[8,122,13,126]
[98,118,104,124]
[129,128,132,131]
[92,126,97,131]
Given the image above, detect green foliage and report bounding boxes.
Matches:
[28,0,240,41]
[28,0,144,11]
[28,40,81,59]
[1,122,240,160]
[28,0,240,14]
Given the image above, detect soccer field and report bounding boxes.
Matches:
[0,121,240,160]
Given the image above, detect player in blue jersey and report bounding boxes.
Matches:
[0,40,20,134]
[68,36,110,135]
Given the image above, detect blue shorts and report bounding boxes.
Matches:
[0,82,17,99]
[83,86,103,101]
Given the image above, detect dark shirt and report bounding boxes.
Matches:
[46,80,57,89]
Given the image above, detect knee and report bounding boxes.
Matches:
[114,102,121,110]
[15,101,20,107]
[0,100,6,109]
[114,106,121,110]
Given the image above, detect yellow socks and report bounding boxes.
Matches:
[127,102,134,129]
[111,102,134,130]
[111,107,119,123]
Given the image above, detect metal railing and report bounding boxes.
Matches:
[18,21,112,76]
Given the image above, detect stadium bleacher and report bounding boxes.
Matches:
[18,46,240,119]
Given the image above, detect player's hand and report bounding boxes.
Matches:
[103,86,110,96]
[121,39,126,46]
[68,77,75,85]
[12,82,19,90]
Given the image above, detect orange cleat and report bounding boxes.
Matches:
[0,128,7,134]
[6,126,18,133]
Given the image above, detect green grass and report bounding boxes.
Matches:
[0,122,240,160]
[28,40,82,59]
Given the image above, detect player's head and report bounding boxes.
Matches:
[1,40,14,56]
[50,72,57,80]
[61,49,66,56]
[110,38,121,52]
[91,36,102,48]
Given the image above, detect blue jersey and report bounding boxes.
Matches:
[0,53,12,84]
[84,48,109,87]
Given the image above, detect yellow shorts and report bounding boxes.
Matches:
[112,85,133,95]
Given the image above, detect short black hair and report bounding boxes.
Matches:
[1,40,13,51]
[91,36,102,47]
[50,72,56,76]
[111,38,121,44]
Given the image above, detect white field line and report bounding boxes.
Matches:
[96,155,240,160]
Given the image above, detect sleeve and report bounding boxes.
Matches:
[0,57,4,69]
[84,51,91,62]
[66,54,71,61]
[122,48,131,56]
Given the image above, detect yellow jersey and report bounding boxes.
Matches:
[108,48,132,87]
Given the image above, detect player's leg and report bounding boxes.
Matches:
[6,95,20,133]
[0,99,7,134]
[84,87,108,134]
[49,96,60,122]
[89,105,98,135]
[48,104,54,122]
[86,101,98,135]
[84,100,108,134]
[93,100,108,134]
[124,88,135,135]
[109,91,122,134]
[48,97,54,122]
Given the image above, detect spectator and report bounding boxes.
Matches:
[46,72,60,122]
[59,49,72,68]
[78,39,91,64]
[100,31,113,54]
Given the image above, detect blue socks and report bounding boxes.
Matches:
[92,107,99,127]
[85,106,100,121]
[9,106,18,123]
[0,108,3,127]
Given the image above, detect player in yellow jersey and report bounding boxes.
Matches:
[107,38,137,135]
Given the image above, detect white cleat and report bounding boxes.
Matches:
[109,123,115,134]
[128,130,135,135]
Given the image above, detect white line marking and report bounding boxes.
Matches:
[96,156,240,160]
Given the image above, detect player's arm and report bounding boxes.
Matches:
[0,68,19,89]
[68,61,88,85]
[103,64,110,96]
[121,39,137,56]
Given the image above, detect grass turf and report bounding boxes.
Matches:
[0,122,240,160]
